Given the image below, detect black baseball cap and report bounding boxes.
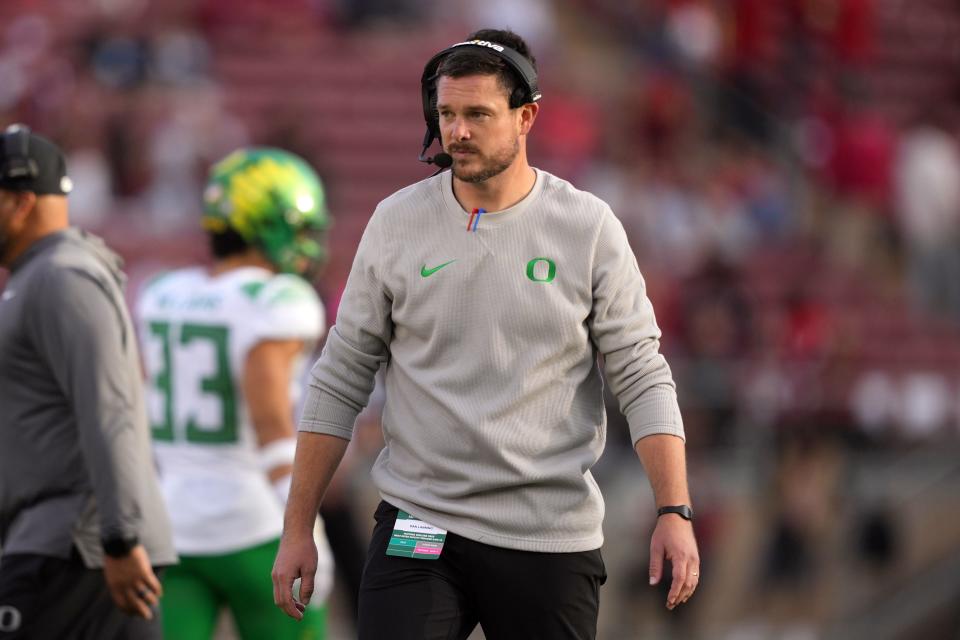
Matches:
[0,124,73,195]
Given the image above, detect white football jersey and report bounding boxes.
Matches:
[136,266,324,554]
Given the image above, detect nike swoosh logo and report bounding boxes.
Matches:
[420,260,456,277]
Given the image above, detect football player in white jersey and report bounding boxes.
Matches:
[136,148,333,639]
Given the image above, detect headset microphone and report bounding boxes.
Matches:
[418,126,453,172]
[420,151,452,168]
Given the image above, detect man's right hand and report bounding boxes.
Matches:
[272,532,318,620]
[102,545,162,619]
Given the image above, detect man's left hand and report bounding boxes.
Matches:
[648,514,700,610]
[102,545,162,619]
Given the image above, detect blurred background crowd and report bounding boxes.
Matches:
[2,0,960,638]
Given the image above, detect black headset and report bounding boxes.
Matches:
[1,124,39,184]
[418,40,542,167]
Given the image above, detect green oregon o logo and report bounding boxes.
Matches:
[526,258,556,283]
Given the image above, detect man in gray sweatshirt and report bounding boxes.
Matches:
[0,125,175,639]
[273,29,700,639]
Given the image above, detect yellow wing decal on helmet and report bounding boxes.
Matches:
[225,158,303,237]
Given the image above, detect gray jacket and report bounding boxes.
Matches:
[0,228,176,568]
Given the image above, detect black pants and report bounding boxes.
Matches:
[0,550,162,640]
[357,501,606,640]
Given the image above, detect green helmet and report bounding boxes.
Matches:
[202,147,331,276]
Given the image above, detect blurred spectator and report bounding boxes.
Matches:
[635,162,714,275]
[782,286,832,360]
[528,89,601,181]
[665,0,722,68]
[823,88,895,207]
[0,54,28,113]
[758,429,843,620]
[570,0,654,45]
[736,145,794,240]
[676,256,752,447]
[799,0,875,67]
[717,0,779,143]
[728,0,777,70]
[104,100,152,197]
[852,503,900,573]
[627,70,695,160]
[894,113,960,319]
[898,372,952,440]
[149,27,210,86]
[143,88,248,229]
[699,170,757,263]
[330,0,427,28]
[88,31,151,90]
[450,0,558,54]
[5,12,53,66]
[65,147,113,227]
[849,370,899,440]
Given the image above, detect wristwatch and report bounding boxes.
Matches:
[102,535,139,558]
[657,505,694,521]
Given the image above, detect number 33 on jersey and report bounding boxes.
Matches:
[137,267,324,445]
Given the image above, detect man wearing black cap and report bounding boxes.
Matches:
[0,124,176,639]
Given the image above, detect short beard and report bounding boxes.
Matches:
[452,137,520,184]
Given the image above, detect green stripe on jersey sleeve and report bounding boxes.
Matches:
[240,281,266,300]
[263,275,316,307]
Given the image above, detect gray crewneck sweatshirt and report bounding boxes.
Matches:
[300,169,683,552]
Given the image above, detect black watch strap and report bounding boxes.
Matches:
[102,535,138,558]
[657,505,694,521]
